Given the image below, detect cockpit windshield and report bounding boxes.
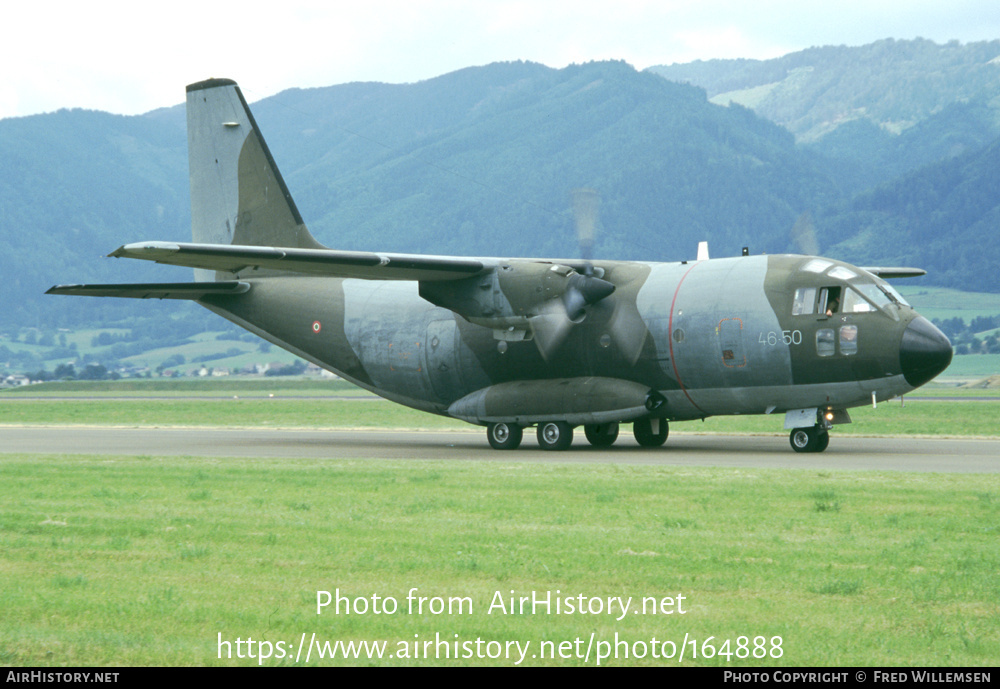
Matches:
[877,281,910,307]
[847,284,889,312]
[793,259,910,318]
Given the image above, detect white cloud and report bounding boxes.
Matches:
[2,0,998,119]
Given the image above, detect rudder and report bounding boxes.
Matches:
[186,78,323,280]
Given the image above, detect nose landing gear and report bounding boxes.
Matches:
[789,425,831,453]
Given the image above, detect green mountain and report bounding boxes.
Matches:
[0,107,190,328]
[269,60,839,259]
[822,136,1000,290]
[2,51,999,340]
[1,60,842,330]
[648,38,1000,142]
[648,39,1000,191]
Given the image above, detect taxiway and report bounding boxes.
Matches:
[1,426,996,472]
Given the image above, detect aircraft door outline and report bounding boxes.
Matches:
[718,317,747,369]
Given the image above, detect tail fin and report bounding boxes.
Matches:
[186,78,323,280]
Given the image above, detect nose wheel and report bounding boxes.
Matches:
[789,426,830,453]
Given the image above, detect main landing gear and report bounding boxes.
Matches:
[486,422,523,450]
[485,419,669,451]
[789,425,830,453]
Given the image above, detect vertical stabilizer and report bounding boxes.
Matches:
[186,78,323,280]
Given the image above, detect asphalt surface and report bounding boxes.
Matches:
[1,426,997,472]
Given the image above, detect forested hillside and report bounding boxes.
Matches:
[1,60,842,329]
[822,137,1000,289]
[648,39,1000,288]
[2,44,999,336]
[648,39,1000,143]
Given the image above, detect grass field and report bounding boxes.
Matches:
[2,393,999,438]
[897,285,1000,325]
[1,377,370,398]
[1,387,998,667]
[1,455,997,667]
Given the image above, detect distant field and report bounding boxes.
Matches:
[936,354,1000,381]
[1,377,369,398]
[2,388,998,438]
[898,285,1000,323]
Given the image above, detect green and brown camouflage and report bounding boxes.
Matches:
[49,78,953,452]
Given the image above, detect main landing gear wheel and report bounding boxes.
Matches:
[633,418,668,447]
[487,422,523,450]
[584,423,619,448]
[537,421,574,451]
[789,426,830,453]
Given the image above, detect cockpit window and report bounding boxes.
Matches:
[879,282,910,307]
[851,283,892,311]
[842,287,876,313]
[792,287,817,315]
[828,266,857,281]
[802,259,833,273]
[819,286,842,316]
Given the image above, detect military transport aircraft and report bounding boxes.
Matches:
[48,78,953,452]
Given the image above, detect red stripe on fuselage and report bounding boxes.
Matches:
[667,262,707,416]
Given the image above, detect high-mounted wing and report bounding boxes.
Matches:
[109,241,488,282]
[861,266,926,279]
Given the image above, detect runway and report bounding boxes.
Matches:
[1,426,997,472]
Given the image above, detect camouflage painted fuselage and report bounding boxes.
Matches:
[199,251,946,427]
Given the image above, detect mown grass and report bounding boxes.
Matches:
[1,378,366,397]
[1,455,997,666]
[1,397,998,437]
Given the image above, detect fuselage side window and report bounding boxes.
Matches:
[817,328,835,357]
[792,287,817,315]
[840,325,858,355]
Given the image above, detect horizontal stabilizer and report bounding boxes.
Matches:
[861,266,926,279]
[110,241,487,282]
[46,281,251,300]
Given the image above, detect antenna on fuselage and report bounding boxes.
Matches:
[697,241,710,261]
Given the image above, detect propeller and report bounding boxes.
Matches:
[527,189,615,359]
[521,188,654,364]
[790,212,819,256]
[573,188,599,267]
[566,188,648,364]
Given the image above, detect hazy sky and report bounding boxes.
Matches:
[3,0,999,120]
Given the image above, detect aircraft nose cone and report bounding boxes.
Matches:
[900,316,952,388]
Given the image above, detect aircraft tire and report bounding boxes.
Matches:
[816,430,830,452]
[633,418,668,447]
[487,422,523,450]
[537,421,574,451]
[790,427,821,453]
[584,423,620,448]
